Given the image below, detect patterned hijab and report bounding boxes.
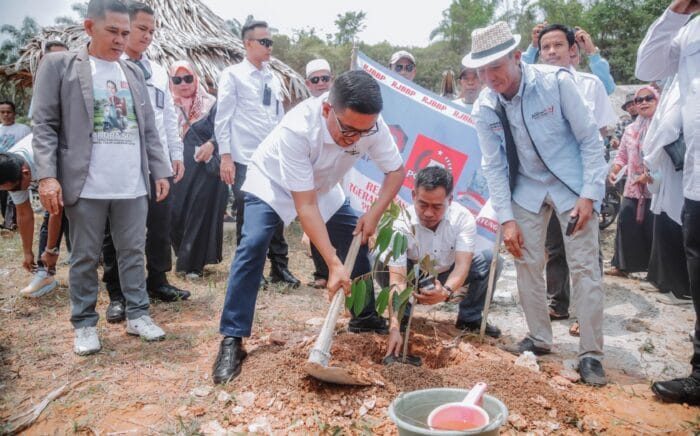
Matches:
[168,60,216,136]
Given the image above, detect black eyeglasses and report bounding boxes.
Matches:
[634,95,656,104]
[171,75,194,85]
[394,63,415,73]
[331,108,379,138]
[254,38,273,48]
[309,75,331,84]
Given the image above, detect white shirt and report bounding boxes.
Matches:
[571,67,618,130]
[0,123,31,152]
[81,56,147,199]
[121,54,183,166]
[636,8,700,201]
[387,202,476,274]
[242,94,403,225]
[7,133,35,205]
[214,58,284,164]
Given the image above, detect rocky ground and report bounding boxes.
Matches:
[0,220,699,434]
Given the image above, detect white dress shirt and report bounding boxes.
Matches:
[571,67,618,130]
[636,8,700,201]
[387,202,476,274]
[214,58,284,164]
[242,94,403,225]
[122,54,183,166]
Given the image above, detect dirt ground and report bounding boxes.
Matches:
[1,219,699,435]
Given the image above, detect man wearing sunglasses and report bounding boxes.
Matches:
[212,70,406,384]
[305,58,333,97]
[100,1,190,324]
[389,50,417,82]
[216,20,299,288]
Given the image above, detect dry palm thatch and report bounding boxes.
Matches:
[0,0,309,103]
[440,69,457,99]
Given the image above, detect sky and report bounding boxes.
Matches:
[2,0,455,47]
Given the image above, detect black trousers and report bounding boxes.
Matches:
[38,210,70,269]
[233,162,289,275]
[103,177,173,300]
[0,191,16,229]
[683,199,700,378]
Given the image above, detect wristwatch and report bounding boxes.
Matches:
[44,247,60,256]
[443,285,454,302]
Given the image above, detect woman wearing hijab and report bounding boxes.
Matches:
[606,86,659,277]
[169,61,228,279]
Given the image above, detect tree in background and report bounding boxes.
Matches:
[0,17,41,65]
[334,11,367,45]
[430,0,498,51]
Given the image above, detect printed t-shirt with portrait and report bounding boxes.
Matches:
[0,123,31,152]
[80,57,146,199]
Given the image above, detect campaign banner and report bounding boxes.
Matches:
[345,51,496,251]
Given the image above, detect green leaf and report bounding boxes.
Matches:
[352,279,367,316]
[398,285,413,305]
[375,287,390,315]
[391,232,403,261]
[345,282,356,311]
[376,226,393,254]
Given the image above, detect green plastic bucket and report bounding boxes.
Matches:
[388,388,508,435]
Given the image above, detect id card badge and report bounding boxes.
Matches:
[263,84,272,106]
[155,88,165,109]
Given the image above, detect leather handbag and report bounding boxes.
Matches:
[662,133,685,171]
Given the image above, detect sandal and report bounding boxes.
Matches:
[307,278,327,289]
[604,267,628,277]
[549,308,570,320]
[569,321,580,337]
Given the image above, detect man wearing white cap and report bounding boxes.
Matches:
[305,59,333,97]
[468,22,608,386]
[389,50,417,82]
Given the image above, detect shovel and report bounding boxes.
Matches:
[304,234,371,385]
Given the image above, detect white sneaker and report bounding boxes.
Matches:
[126,315,166,341]
[20,269,57,298]
[74,326,101,355]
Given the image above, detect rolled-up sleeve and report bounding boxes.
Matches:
[474,102,514,224]
[636,8,687,81]
[558,73,606,201]
[366,116,403,173]
[214,69,236,155]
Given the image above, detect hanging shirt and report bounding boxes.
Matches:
[80,56,146,199]
[242,93,403,225]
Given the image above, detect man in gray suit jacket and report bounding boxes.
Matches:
[32,0,172,355]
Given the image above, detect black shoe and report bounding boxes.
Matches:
[501,337,551,356]
[579,357,607,386]
[106,299,126,323]
[148,284,191,302]
[212,337,247,385]
[269,268,301,288]
[651,376,700,405]
[348,314,389,335]
[455,319,502,338]
[548,307,570,321]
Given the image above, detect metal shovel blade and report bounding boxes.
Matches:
[304,361,372,386]
[305,235,369,385]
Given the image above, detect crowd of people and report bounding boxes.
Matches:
[0,0,698,405]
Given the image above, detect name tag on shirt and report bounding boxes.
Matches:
[155,88,165,109]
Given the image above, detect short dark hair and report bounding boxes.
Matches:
[414,166,453,196]
[128,1,154,19]
[87,0,128,20]
[44,41,68,54]
[241,20,268,40]
[0,101,16,113]
[538,24,576,50]
[328,70,383,115]
[0,153,25,187]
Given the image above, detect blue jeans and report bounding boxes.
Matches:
[219,195,377,337]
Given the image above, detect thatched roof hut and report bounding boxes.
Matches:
[0,0,309,104]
